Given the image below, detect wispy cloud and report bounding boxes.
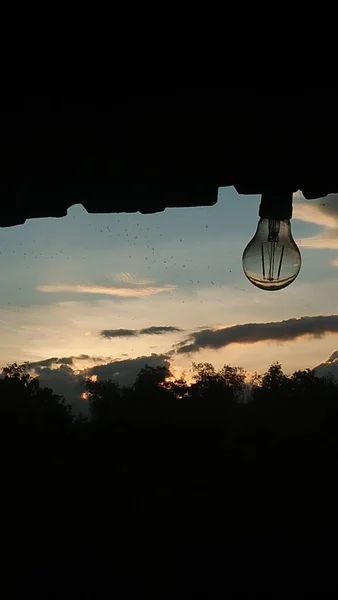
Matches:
[293,194,338,249]
[36,284,175,298]
[101,325,183,339]
[114,272,154,286]
[294,199,337,229]
[176,315,338,354]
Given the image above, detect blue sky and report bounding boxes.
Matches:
[1,187,338,399]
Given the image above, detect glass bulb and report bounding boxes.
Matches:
[242,218,301,291]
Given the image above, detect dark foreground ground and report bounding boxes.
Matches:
[2,466,337,598]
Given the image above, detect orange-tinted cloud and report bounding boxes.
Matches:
[36,283,175,298]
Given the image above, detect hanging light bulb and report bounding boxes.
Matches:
[242,193,301,291]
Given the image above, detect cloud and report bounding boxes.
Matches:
[139,326,182,335]
[101,329,137,339]
[28,353,170,413]
[293,194,338,249]
[175,315,338,354]
[29,354,109,370]
[114,272,154,286]
[36,284,175,298]
[29,356,75,369]
[26,352,171,414]
[90,354,170,387]
[33,364,88,416]
[294,197,337,229]
[100,325,183,339]
[314,350,338,380]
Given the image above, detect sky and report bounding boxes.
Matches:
[1,187,338,411]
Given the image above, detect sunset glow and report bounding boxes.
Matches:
[2,189,338,412]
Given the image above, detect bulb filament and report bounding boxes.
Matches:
[261,220,285,282]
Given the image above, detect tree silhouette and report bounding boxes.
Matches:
[86,377,121,423]
[2,356,338,593]
[0,356,338,498]
[0,363,73,477]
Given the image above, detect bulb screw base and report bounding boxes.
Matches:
[259,192,293,220]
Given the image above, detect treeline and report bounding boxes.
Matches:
[1,359,338,494]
